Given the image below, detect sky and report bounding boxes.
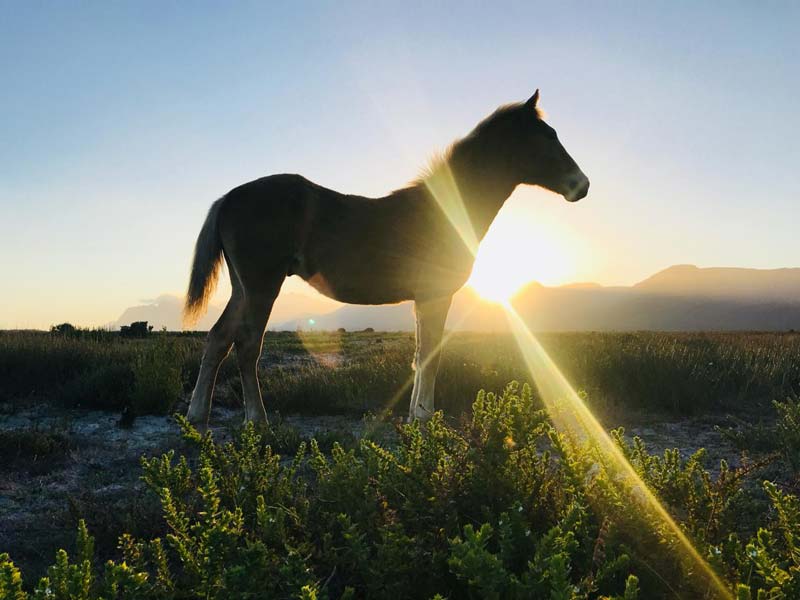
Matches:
[1,1,798,329]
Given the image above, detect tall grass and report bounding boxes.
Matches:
[0,332,195,414]
[2,330,799,417]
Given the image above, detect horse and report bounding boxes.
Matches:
[183,90,589,427]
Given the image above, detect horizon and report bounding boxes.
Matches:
[2,2,799,329]
[42,262,800,334]
[8,262,800,331]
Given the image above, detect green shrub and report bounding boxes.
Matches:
[5,383,800,598]
[0,428,70,465]
[130,340,183,415]
[774,396,800,473]
[59,363,135,411]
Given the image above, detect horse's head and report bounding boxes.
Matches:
[483,90,589,202]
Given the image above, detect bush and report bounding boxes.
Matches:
[3,383,800,598]
[774,396,800,473]
[120,321,153,339]
[130,339,184,415]
[0,428,70,466]
[50,323,78,337]
[59,363,135,411]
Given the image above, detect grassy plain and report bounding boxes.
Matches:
[2,329,799,418]
[2,329,800,598]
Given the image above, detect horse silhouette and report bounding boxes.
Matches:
[183,90,589,426]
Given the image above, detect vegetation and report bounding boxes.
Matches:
[119,321,153,339]
[3,330,800,597]
[2,384,800,598]
[1,330,799,418]
[0,428,71,467]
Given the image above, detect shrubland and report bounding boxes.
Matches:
[3,384,800,598]
[3,330,800,597]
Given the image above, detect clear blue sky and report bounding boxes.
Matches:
[2,1,798,328]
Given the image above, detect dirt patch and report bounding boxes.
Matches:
[626,415,741,471]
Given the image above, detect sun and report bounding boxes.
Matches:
[467,203,576,304]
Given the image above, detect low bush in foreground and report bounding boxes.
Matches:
[2,384,799,599]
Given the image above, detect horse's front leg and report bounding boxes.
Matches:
[408,295,453,422]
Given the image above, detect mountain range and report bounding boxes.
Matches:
[115,265,800,332]
[113,292,340,332]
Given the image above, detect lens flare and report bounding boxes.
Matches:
[502,306,731,599]
[423,161,480,256]
[413,164,732,599]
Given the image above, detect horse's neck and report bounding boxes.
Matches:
[448,150,517,241]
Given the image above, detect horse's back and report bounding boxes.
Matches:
[215,172,470,304]
[225,173,322,202]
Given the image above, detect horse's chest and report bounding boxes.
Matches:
[287,251,314,280]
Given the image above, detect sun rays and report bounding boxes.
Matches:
[283,96,732,596]
[410,166,734,599]
[467,197,578,304]
[502,305,732,599]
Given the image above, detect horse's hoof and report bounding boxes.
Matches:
[185,407,209,430]
[408,407,433,423]
[243,411,269,427]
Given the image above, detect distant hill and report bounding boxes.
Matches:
[634,264,800,301]
[114,292,340,331]
[273,265,800,332]
[117,266,800,332]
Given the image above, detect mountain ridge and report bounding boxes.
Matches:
[114,265,800,332]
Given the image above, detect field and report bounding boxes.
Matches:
[2,329,800,598]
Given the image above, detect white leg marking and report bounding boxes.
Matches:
[408,296,452,422]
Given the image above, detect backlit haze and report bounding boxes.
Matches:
[2,2,798,328]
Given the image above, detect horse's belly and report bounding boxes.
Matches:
[293,249,413,304]
[305,269,413,305]
[298,230,472,304]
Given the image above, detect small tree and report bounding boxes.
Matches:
[120,321,152,338]
[50,322,77,336]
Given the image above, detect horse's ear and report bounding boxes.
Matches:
[525,89,540,110]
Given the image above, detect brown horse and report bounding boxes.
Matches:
[183,90,589,426]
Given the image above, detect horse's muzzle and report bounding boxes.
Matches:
[564,174,590,202]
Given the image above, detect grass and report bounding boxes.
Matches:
[3,329,800,596]
[0,427,71,468]
[2,330,800,419]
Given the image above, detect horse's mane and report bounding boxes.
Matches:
[399,101,543,192]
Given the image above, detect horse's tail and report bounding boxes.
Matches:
[183,198,225,327]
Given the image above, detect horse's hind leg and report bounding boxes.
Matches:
[234,274,285,424]
[187,289,243,428]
